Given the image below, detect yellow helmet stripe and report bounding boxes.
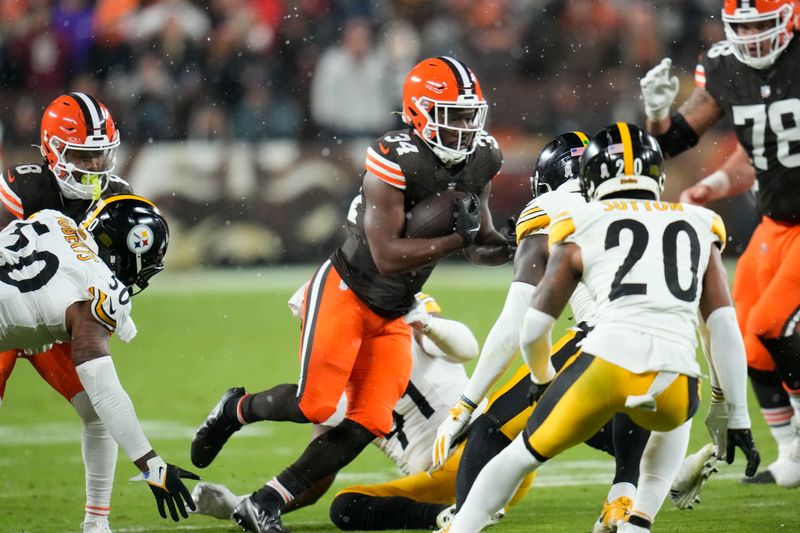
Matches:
[82,194,156,230]
[617,122,634,176]
[573,131,589,146]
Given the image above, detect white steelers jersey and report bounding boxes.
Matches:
[0,210,136,354]
[377,340,468,474]
[549,199,726,377]
[515,179,596,323]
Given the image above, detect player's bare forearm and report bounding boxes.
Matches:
[464,229,511,265]
[372,233,465,274]
[363,173,464,275]
[67,301,112,366]
[699,246,733,320]
[723,144,756,196]
[464,183,512,265]
[513,234,548,285]
[530,243,582,318]
[647,88,721,138]
[676,88,723,137]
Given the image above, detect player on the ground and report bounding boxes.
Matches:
[640,0,800,486]
[0,195,197,528]
[0,93,136,533]
[190,56,514,533]
[431,131,652,532]
[192,291,498,530]
[446,123,760,533]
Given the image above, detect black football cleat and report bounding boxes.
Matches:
[191,387,246,468]
[233,494,288,533]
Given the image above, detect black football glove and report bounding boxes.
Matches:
[141,459,200,521]
[527,380,551,405]
[725,428,761,478]
[454,193,481,246]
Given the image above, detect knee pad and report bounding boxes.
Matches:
[298,395,339,425]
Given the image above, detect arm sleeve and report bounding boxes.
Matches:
[419,316,479,364]
[75,356,153,461]
[706,306,750,428]
[520,307,557,384]
[462,281,536,403]
[697,315,724,401]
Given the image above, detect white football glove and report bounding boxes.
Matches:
[431,397,475,470]
[403,301,432,333]
[705,400,729,457]
[640,58,680,121]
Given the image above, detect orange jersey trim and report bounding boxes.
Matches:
[0,175,23,218]
[365,147,406,190]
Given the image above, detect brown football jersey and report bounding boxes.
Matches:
[331,129,503,318]
[697,37,800,222]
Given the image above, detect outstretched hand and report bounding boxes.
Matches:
[725,428,760,478]
[136,458,201,521]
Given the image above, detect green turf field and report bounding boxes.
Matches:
[0,264,796,532]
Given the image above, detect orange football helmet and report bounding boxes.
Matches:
[402,56,488,165]
[722,0,798,69]
[40,92,120,200]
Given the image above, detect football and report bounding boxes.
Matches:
[404,189,470,238]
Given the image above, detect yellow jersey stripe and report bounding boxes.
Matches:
[519,206,544,219]
[548,216,576,247]
[711,214,727,253]
[617,122,634,176]
[516,213,551,243]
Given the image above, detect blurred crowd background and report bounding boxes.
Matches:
[0,0,753,267]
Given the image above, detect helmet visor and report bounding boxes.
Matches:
[63,146,117,174]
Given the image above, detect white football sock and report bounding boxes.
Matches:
[632,420,691,523]
[788,393,800,427]
[450,436,540,533]
[73,391,117,523]
[607,481,636,501]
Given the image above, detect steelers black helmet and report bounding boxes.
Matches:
[531,131,590,197]
[82,195,169,293]
[579,122,665,201]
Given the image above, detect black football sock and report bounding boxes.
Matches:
[759,334,800,390]
[748,366,790,410]
[329,492,449,530]
[610,413,650,485]
[456,414,511,510]
[223,383,309,424]
[255,419,376,512]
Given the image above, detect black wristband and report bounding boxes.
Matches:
[655,112,700,157]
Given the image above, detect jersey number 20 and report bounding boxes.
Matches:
[606,219,700,303]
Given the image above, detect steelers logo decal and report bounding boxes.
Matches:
[127,224,153,254]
